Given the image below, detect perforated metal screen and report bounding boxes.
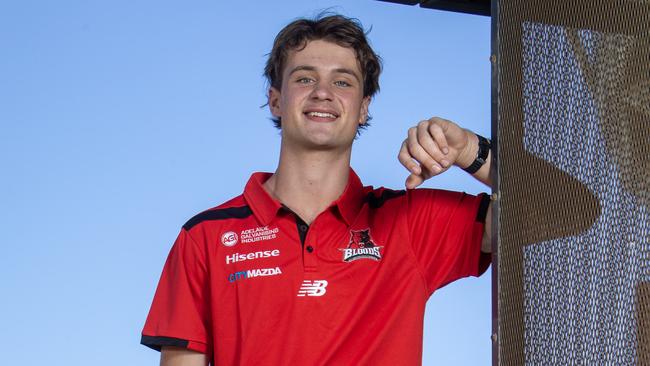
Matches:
[495,0,650,365]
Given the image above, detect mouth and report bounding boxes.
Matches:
[304,110,339,122]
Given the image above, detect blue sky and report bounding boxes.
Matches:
[0,1,491,365]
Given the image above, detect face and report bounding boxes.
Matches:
[268,39,370,151]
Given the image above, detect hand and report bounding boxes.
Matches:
[398,117,475,189]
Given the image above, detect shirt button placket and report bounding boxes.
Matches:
[303,225,318,271]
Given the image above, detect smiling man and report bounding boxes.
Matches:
[141,14,492,366]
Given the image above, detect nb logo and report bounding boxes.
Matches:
[297,280,328,297]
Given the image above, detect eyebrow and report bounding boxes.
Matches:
[288,65,361,83]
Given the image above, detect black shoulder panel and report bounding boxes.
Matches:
[475,193,491,223]
[183,205,253,231]
[365,189,406,209]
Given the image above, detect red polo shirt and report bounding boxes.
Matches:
[141,169,490,365]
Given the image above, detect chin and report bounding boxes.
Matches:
[303,138,339,150]
[309,136,357,151]
[283,125,356,151]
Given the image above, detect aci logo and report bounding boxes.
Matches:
[227,267,282,283]
[339,229,382,262]
[297,280,328,297]
[221,231,238,247]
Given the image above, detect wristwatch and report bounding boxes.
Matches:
[462,134,491,174]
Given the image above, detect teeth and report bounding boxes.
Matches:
[308,111,336,118]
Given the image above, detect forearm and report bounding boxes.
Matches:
[160,346,209,366]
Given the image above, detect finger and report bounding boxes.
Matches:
[428,116,451,133]
[428,122,450,156]
[427,123,453,168]
[407,126,442,174]
[405,173,425,189]
[415,121,449,169]
[429,116,468,154]
[398,139,422,176]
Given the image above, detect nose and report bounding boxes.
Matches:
[310,81,334,101]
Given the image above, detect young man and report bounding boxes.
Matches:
[141,14,492,366]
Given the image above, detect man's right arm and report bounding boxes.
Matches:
[160,346,209,366]
[142,228,211,364]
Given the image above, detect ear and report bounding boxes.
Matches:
[358,96,371,125]
[268,87,282,118]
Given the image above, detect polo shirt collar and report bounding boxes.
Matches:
[243,172,282,226]
[242,168,366,227]
[333,168,366,226]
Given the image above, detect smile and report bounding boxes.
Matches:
[307,111,337,118]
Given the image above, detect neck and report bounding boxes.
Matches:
[264,143,352,224]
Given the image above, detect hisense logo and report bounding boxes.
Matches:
[225,249,280,264]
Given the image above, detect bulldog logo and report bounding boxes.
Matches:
[340,229,382,262]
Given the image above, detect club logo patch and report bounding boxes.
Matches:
[340,229,382,262]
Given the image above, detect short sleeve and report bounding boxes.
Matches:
[406,188,491,295]
[141,228,211,355]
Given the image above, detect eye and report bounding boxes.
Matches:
[296,77,314,84]
[334,80,351,87]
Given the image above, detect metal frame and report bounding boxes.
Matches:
[377,0,491,16]
[489,1,499,366]
[420,0,491,16]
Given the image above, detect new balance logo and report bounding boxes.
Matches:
[297,280,328,297]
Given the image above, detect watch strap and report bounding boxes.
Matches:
[462,134,491,174]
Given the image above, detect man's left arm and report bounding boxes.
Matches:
[398,117,493,253]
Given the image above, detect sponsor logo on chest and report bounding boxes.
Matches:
[225,249,280,264]
[221,231,238,247]
[220,226,279,247]
[240,226,279,244]
[228,267,282,283]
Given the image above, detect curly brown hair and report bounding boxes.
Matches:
[264,13,382,130]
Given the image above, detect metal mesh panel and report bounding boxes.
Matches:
[640,282,650,365]
[496,0,650,364]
